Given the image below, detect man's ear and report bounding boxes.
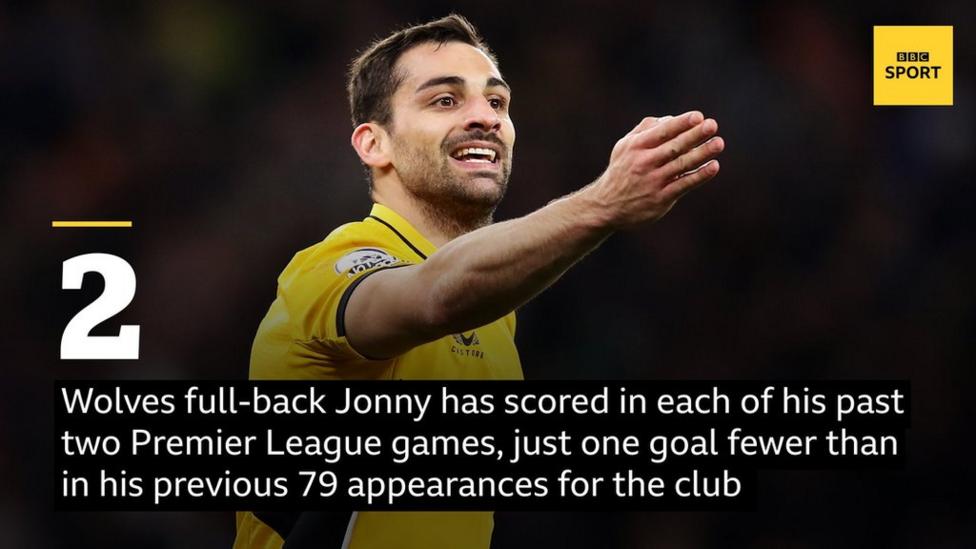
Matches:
[351,123,392,170]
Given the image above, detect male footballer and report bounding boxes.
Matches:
[235,14,724,549]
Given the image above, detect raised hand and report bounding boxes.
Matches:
[588,111,725,228]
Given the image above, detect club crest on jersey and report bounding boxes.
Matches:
[334,248,401,277]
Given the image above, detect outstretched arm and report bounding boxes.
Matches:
[345,111,725,358]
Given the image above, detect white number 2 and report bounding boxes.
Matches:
[61,253,140,360]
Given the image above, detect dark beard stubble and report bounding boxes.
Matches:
[392,132,512,237]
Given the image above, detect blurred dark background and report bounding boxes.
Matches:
[4,0,973,547]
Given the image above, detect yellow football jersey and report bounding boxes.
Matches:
[235,203,523,549]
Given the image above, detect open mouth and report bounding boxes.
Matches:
[450,146,499,166]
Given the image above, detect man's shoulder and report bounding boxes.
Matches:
[300,219,380,259]
[278,218,408,286]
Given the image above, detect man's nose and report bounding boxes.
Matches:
[463,97,502,133]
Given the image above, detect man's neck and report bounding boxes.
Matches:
[371,185,491,247]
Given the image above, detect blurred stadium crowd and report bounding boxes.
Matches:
[2,1,973,547]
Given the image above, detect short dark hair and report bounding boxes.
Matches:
[346,14,497,128]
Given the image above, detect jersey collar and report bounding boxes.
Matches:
[367,203,438,261]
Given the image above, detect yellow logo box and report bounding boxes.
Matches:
[873,26,953,106]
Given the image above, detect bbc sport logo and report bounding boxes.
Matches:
[873,26,953,106]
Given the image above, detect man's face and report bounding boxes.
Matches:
[385,41,515,220]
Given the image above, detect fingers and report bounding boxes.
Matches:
[659,135,725,180]
[631,111,703,149]
[630,115,666,134]
[647,117,719,168]
[662,160,721,201]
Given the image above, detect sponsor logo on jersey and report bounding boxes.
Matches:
[451,331,484,358]
[452,332,480,346]
[334,248,401,277]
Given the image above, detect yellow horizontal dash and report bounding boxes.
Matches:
[52,221,133,228]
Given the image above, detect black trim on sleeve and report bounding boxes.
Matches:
[335,264,410,338]
[368,215,428,260]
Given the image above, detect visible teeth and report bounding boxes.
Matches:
[452,147,497,161]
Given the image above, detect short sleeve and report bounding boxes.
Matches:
[281,245,412,358]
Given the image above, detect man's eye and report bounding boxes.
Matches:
[435,97,456,107]
[489,98,507,110]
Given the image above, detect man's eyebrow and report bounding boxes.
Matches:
[415,76,465,93]
[487,76,510,92]
[414,75,511,93]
